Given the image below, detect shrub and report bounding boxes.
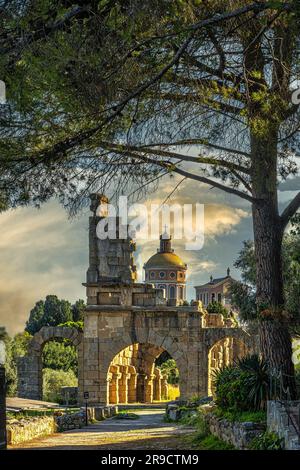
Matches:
[158,359,179,384]
[58,320,84,332]
[197,434,235,450]
[237,355,270,410]
[43,368,78,403]
[207,301,229,316]
[213,355,270,411]
[213,408,266,423]
[249,431,283,450]
[180,410,208,437]
[42,340,78,375]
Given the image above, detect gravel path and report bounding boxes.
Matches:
[9,409,194,450]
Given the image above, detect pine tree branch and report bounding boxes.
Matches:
[281,192,300,229]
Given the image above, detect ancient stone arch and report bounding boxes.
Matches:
[17,326,83,400]
[17,194,259,405]
[106,342,170,404]
[79,304,258,405]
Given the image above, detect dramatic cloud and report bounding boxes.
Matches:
[0,203,88,335]
[0,174,251,335]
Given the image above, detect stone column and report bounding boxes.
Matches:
[109,366,121,404]
[118,368,130,404]
[128,368,137,403]
[136,373,146,402]
[153,368,162,401]
[161,374,169,400]
[145,374,155,403]
[86,194,110,285]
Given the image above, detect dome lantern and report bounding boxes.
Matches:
[143,231,187,304]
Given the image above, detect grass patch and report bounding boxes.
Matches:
[177,408,235,450]
[113,412,139,420]
[7,408,80,420]
[196,434,235,450]
[213,408,266,423]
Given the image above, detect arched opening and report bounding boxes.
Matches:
[106,343,180,404]
[42,338,78,405]
[17,326,82,402]
[208,337,248,396]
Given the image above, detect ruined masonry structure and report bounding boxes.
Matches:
[18,194,257,405]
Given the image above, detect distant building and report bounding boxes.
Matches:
[194,268,234,310]
[144,230,187,303]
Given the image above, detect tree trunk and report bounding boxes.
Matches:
[251,131,297,399]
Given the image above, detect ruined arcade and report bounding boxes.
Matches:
[18,194,257,405]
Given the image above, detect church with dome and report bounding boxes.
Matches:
[144,230,187,304]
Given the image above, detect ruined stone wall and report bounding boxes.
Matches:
[204,411,266,450]
[81,306,254,405]
[17,326,83,401]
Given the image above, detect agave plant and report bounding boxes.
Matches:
[237,354,270,410]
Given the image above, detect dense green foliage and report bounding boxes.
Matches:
[1,296,83,395]
[213,408,266,424]
[231,231,300,321]
[213,355,270,411]
[157,359,179,384]
[71,300,85,323]
[207,301,229,316]
[179,408,234,450]
[58,320,84,332]
[1,330,32,396]
[249,431,283,450]
[42,340,78,375]
[26,295,85,334]
[43,368,77,403]
[0,1,298,212]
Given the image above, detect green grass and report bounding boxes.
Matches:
[176,408,235,450]
[7,407,80,420]
[213,408,266,423]
[196,434,235,450]
[182,427,235,450]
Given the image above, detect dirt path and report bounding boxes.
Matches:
[9,409,195,450]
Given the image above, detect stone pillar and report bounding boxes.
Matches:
[17,355,42,400]
[136,373,146,402]
[86,194,106,284]
[118,368,130,404]
[153,368,162,401]
[77,342,84,405]
[109,366,121,404]
[161,374,169,400]
[128,368,137,403]
[145,374,155,403]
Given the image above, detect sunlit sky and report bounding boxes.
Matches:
[0,172,299,335]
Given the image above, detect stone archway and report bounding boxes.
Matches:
[82,308,259,405]
[101,335,188,406]
[202,328,257,397]
[106,342,174,405]
[207,337,249,396]
[17,326,83,400]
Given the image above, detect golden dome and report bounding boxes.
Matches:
[144,252,186,269]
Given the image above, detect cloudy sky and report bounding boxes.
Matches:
[0,172,298,336]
